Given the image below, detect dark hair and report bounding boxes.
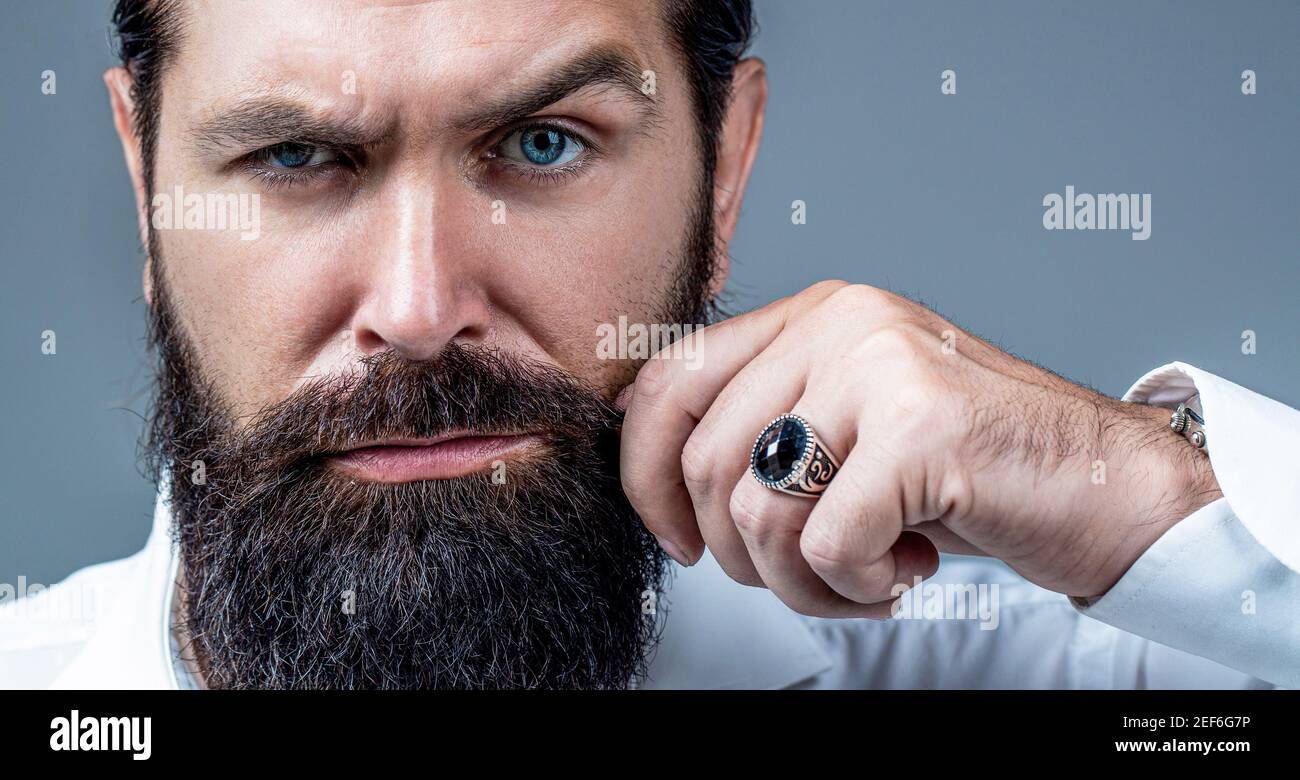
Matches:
[661,0,757,175]
[109,0,754,191]
[109,0,185,201]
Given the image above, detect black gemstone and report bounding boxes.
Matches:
[753,418,807,483]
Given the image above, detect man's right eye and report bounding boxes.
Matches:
[242,142,353,191]
[257,142,339,170]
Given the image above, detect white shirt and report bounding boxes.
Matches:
[2,362,1296,689]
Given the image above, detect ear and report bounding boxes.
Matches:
[104,66,154,306]
[708,57,767,298]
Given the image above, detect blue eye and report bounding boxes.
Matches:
[501,126,583,167]
[261,142,337,169]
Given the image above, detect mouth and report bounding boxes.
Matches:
[325,432,543,483]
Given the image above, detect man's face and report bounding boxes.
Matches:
[109,0,764,689]
[151,0,709,419]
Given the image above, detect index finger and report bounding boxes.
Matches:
[618,302,788,564]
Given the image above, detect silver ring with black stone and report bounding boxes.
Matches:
[749,413,842,498]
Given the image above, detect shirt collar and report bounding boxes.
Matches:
[53,483,832,690]
[50,483,178,689]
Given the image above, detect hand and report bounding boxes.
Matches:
[618,280,1222,617]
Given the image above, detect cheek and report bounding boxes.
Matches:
[156,224,354,415]
[149,140,362,416]
[475,163,700,391]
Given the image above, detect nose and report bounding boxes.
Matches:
[350,180,491,361]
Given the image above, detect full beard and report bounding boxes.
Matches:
[153,336,666,689]
[144,180,720,690]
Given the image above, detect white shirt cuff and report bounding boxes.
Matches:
[1073,496,1299,687]
[1071,362,1300,687]
[1121,361,1300,572]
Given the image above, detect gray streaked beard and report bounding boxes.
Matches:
[146,289,669,689]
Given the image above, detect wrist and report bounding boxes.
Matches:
[1075,400,1223,598]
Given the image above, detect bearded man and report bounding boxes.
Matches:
[2,0,1297,690]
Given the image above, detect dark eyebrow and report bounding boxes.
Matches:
[186,44,659,157]
[188,100,393,156]
[449,45,660,134]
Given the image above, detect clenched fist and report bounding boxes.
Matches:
[619,280,1222,617]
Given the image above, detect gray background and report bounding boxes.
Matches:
[3,0,1297,586]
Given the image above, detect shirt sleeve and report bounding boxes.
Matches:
[1071,362,1300,687]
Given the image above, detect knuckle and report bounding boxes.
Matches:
[632,355,675,401]
[799,524,853,577]
[854,326,950,405]
[728,488,767,537]
[825,283,896,316]
[787,280,853,321]
[802,531,897,600]
[873,385,938,438]
[934,464,974,522]
[803,279,852,300]
[859,321,929,358]
[680,435,717,491]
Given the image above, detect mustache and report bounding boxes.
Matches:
[180,343,625,471]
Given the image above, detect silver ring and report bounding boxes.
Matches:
[750,413,841,498]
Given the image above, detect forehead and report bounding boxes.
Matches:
[169,0,669,113]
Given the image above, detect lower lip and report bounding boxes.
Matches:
[327,435,540,483]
